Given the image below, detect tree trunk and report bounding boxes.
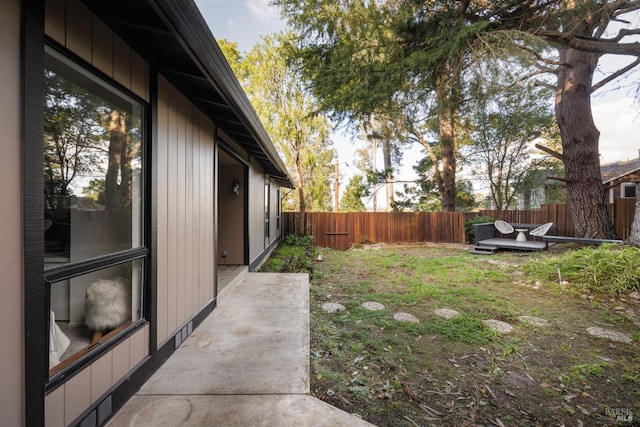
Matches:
[382,139,394,211]
[295,155,306,235]
[628,182,640,244]
[555,47,617,239]
[435,64,457,212]
[105,111,125,210]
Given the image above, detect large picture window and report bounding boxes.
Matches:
[44,47,146,376]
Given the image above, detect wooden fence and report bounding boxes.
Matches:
[282,200,636,250]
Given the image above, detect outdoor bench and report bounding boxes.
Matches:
[542,235,623,245]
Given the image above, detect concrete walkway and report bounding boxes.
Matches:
[107,272,373,427]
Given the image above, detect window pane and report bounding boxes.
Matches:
[49,259,143,372]
[44,48,143,265]
[623,184,636,198]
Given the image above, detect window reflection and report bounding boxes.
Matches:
[44,48,143,264]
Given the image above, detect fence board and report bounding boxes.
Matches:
[282,202,635,250]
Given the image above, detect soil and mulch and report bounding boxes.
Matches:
[300,243,639,427]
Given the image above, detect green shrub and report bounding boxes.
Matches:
[525,245,640,296]
[283,233,314,247]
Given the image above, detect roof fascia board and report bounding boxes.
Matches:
[147,0,292,185]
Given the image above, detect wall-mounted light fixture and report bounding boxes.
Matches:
[232,180,240,195]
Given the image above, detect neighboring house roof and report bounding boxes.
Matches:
[86,0,294,188]
[601,156,640,186]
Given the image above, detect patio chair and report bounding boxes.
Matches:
[529,222,554,240]
[494,220,514,236]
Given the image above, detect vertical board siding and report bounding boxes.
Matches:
[206,122,215,302]
[156,77,169,344]
[156,78,215,344]
[44,326,149,426]
[248,159,265,263]
[283,202,635,250]
[45,0,148,101]
[166,81,178,339]
[176,88,186,326]
[1,1,24,425]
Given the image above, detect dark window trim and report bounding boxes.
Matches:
[44,248,149,283]
[40,37,152,384]
[23,1,47,425]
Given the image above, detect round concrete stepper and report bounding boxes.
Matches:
[434,308,460,320]
[482,319,513,334]
[586,327,632,344]
[393,312,420,323]
[321,302,345,313]
[362,301,385,311]
[518,315,551,327]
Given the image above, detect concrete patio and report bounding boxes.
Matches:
[106,271,373,426]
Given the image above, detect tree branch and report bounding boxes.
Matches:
[534,79,556,90]
[592,57,640,92]
[537,30,640,56]
[535,143,564,161]
[547,176,571,183]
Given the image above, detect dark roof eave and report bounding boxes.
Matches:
[83,0,294,188]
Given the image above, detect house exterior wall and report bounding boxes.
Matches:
[45,0,149,102]
[13,1,287,424]
[0,1,25,425]
[218,161,245,265]
[45,325,149,427]
[156,75,216,346]
[248,158,267,264]
[41,3,153,425]
[270,180,280,241]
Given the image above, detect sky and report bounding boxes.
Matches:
[194,0,640,201]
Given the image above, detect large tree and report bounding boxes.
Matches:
[520,1,640,238]
[273,0,482,211]
[219,37,335,219]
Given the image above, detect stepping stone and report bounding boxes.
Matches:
[362,301,385,311]
[518,316,551,327]
[393,312,420,323]
[482,319,513,334]
[434,308,460,320]
[586,327,632,344]
[321,302,345,313]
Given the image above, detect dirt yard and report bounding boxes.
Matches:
[307,244,639,426]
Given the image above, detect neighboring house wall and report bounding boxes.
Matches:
[607,170,640,203]
[156,76,216,346]
[0,1,24,425]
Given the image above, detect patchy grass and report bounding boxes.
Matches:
[264,243,640,426]
[525,244,640,296]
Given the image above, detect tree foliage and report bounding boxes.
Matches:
[463,78,556,210]
[219,36,335,213]
[275,0,640,236]
[340,175,369,212]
